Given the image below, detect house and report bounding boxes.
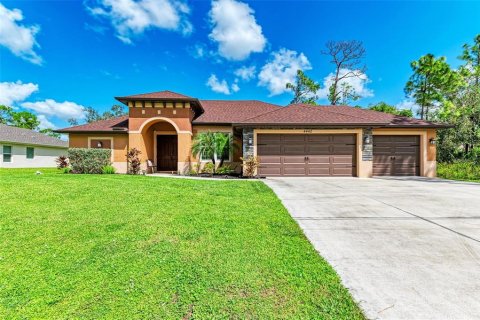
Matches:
[56,90,447,177]
[0,124,68,168]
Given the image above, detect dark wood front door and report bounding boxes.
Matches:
[373,135,420,176]
[156,135,178,171]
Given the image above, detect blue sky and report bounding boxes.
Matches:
[1,0,480,129]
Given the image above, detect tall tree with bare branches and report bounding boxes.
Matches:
[321,40,366,105]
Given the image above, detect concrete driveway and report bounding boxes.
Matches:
[264,177,480,320]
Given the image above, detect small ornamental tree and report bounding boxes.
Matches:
[126,148,142,174]
[241,156,260,177]
[56,155,69,169]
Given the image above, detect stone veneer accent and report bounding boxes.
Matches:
[362,128,373,161]
[242,128,254,158]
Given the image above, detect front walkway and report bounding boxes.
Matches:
[265,177,480,320]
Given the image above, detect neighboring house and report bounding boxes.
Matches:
[0,124,68,168]
[56,90,448,177]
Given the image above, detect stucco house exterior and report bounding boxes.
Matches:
[57,90,447,177]
[0,124,68,168]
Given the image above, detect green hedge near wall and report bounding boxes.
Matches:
[437,161,480,182]
[68,148,112,174]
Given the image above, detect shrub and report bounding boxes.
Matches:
[216,165,233,175]
[241,156,260,177]
[68,148,111,174]
[202,162,215,175]
[437,161,480,181]
[63,167,71,174]
[102,165,116,174]
[126,148,142,175]
[56,155,69,169]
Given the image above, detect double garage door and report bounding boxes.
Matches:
[257,134,420,177]
[257,134,356,176]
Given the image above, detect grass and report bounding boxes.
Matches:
[0,169,364,319]
[437,161,480,182]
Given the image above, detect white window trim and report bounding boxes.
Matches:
[87,137,114,162]
[2,145,12,163]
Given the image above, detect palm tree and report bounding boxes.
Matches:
[192,132,235,173]
[192,131,217,168]
[215,133,233,168]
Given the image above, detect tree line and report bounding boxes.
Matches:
[0,104,127,138]
[287,36,480,162]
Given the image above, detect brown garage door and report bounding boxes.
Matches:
[257,134,356,176]
[373,135,420,176]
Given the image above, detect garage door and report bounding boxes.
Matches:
[373,135,420,176]
[257,134,356,176]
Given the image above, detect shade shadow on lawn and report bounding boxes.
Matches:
[0,169,364,319]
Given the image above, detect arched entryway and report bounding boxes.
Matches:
[142,118,179,172]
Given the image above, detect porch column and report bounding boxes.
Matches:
[358,128,373,178]
[242,128,254,158]
[177,132,192,174]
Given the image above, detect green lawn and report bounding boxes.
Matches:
[0,169,363,319]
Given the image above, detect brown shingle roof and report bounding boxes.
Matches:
[194,100,281,124]
[116,90,192,100]
[55,101,449,133]
[237,104,449,127]
[0,124,68,148]
[56,116,128,133]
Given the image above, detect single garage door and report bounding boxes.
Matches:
[373,135,420,176]
[257,134,356,176]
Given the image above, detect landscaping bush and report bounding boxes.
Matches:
[202,162,215,175]
[216,165,234,175]
[55,155,69,169]
[68,148,112,174]
[102,165,116,174]
[241,156,260,177]
[126,148,142,175]
[437,161,480,181]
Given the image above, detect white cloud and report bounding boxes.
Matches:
[37,114,56,130]
[234,65,256,81]
[231,82,240,93]
[0,81,39,106]
[396,99,420,115]
[209,0,266,60]
[318,68,374,100]
[0,3,42,64]
[258,48,311,96]
[21,99,86,121]
[86,0,192,44]
[206,74,239,95]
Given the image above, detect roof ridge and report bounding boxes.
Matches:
[239,104,287,123]
[314,105,390,122]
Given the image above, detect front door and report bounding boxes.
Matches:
[156,135,178,171]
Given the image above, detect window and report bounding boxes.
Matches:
[200,133,232,162]
[3,145,12,163]
[26,147,34,159]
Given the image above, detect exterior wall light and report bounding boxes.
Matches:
[97,141,103,148]
[429,138,437,145]
[363,136,371,144]
[248,137,253,145]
